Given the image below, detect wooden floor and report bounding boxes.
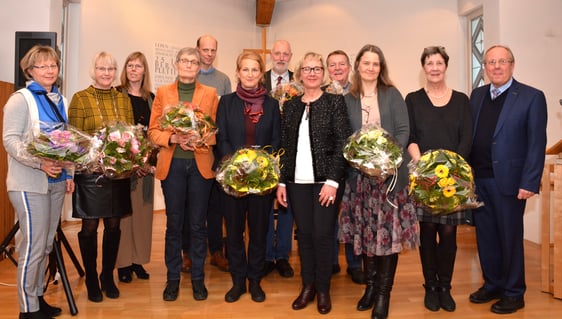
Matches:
[1,212,561,319]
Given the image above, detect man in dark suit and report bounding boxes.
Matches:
[469,45,547,314]
[264,40,293,92]
[263,39,295,278]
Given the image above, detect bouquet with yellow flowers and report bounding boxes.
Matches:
[270,81,304,113]
[409,149,483,215]
[216,147,282,197]
[159,102,217,146]
[343,126,403,180]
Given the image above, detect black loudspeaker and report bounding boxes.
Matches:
[14,31,57,90]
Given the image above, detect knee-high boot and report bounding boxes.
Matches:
[100,229,121,299]
[437,250,457,311]
[419,245,440,311]
[357,255,376,311]
[78,231,102,302]
[371,253,398,319]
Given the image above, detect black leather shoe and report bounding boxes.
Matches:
[347,267,366,284]
[118,267,132,283]
[163,280,179,301]
[439,287,456,312]
[263,261,276,276]
[276,259,294,277]
[38,296,61,317]
[491,296,524,314]
[317,291,332,314]
[423,285,440,311]
[332,264,341,274]
[19,311,52,319]
[225,285,247,303]
[131,264,150,279]
[292,284,316,310]
[249,280,266,302]
[469,287,502,304]
[192,280,208,301]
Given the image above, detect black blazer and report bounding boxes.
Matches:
[215,92,281,164]
[264,70,294,92]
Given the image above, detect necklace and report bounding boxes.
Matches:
[425,87,449,99]
[93,87,118,122]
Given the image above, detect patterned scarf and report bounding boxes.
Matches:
[236,83,267,124]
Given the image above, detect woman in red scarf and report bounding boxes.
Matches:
[215,51,280,303]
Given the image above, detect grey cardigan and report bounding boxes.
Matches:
[344,86,411,192]
[3,90,68,193]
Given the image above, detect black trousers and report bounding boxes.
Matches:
[223,192,274,285]
[287,182,342,293]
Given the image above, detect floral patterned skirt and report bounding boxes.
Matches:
[338,174,419,256]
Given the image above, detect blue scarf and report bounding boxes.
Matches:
[26,81,67,123]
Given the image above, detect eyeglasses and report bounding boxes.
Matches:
[126,64,144,69]
[485,59,513,66]
[32,64,58,71]
[178,58,200,66]
[301,66,323,74]
[95,66,117,73]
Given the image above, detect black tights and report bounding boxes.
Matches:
[419,222,457,254]
[81,217,120,236]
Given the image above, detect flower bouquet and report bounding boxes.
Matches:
[270,81,304,113]
[26,121,92,165]
[343,126,403,180]
[159,102,217,146]
[87,121,152,179]
[324,81,344,95]
[216,147,281,197]
[408,149,483,215]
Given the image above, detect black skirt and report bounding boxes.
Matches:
[72,173,132,219]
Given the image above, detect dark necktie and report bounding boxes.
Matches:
[276,76,283,87]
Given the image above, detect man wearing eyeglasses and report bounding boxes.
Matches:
[180,34,232,275]
[469,45,547,314]
[264,40,294,91]
[262,39,296,279]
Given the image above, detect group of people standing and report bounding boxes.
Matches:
[3,35,546,319]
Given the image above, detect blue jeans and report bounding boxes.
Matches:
[265,202,293,261]
[161,158,212,281]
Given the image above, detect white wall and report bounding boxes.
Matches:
[2,0,561,243]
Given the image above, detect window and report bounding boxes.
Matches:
[467,9,484,90]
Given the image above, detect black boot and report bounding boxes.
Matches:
[437,251,457,311]
[100,229,121,299]
[78,231,102,302]
[357,255,376,311]
[371,254,398,319]
[419,245,439,311]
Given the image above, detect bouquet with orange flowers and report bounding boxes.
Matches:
[159,102,217,147]
[409,149,482,215]
[270,81,304,113]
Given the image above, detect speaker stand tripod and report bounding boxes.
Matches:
[0,221,83,316]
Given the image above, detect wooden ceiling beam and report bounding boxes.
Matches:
[256,0,275,26]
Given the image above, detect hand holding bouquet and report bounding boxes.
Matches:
[409,149,483,215]
[159,102,217,147]
[343,126,403,180]
[87,121,152,179]
[216,147,281,197]
[270,81,304,113]
[26,121,92,165]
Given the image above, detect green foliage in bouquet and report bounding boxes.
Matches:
[409,149,482,215]
[159,102,217,145]
[343,127,403,179]
[216,147,281,198]
[270,81,304,113]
